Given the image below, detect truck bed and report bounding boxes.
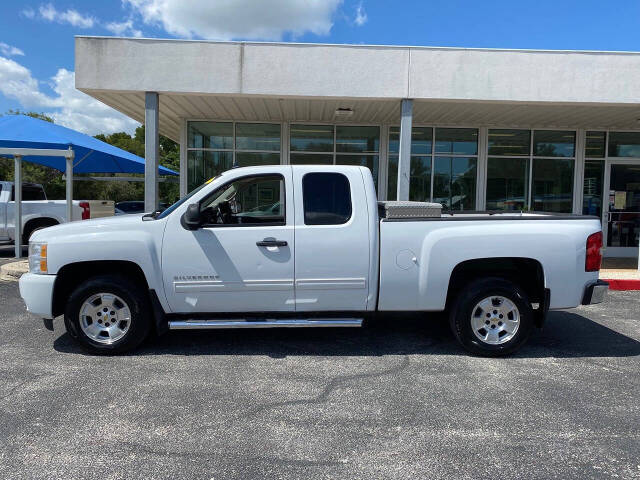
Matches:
[377,209,602,312]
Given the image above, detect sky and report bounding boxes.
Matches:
[1,0,640,136]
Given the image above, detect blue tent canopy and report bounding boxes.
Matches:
[0,115,177,175]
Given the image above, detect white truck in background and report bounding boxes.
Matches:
[0,181,114,244]
[19,165,607,356]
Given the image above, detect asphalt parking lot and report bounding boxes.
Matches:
[1,276,639,480]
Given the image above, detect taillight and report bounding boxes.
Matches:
[586,231,603,272]
[79,201,90,220]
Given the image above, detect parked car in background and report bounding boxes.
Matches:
[0,181,114,244]
[115,201,167,215]
[19,165,607,356]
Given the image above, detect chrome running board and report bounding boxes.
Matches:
[168,318,363,330]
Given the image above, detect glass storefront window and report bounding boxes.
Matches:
[388,127,433,155]
[485,129,576,212]
[388,127,433,201]
[187,121,281,192]
[583,160,604,217]
[435,128,478,155]
[532,158,574,212]
[388,154,433,202]
[409,155,432,202]
[235,123,281,151]
[336,126,380,153]
[290,124,333,152]
[387,127,477,204]
[387,155,398,201]
[533,130,576,157]
[607,164,640,248]
[433,157,477,210]
[188,121,233,149]
[585,131,606,158]
[336,154,379,185]
[290,153,334,165]
[488,129,530,156]
[608,132,640,157]
[235,152,280,167]
[187,150,233,192]
[486,157,529,210]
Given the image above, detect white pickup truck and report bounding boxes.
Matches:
[19,165,607,356]
[0,181,114,244]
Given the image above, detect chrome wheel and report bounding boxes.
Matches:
[470,295,520,345]
[79,293,131,345]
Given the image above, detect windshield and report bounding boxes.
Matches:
[155,180,211,219]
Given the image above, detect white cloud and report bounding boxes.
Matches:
[105,19,143,37]
[0,57,56,108]
[0,42,25,57]
[36,3,96,28]
[0,56,139,135]
[21,8,36,19]
[124,0,342,40]
[354,2,367,26]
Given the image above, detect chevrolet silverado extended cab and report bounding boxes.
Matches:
[0,181,114,243]
[19,165,607,356]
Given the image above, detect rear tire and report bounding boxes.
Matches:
[449,277,533,357]
[64,274,151,354]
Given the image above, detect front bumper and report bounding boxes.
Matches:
[19,273,56,319]
[582,280,609,305]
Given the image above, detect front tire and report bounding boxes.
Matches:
[449,277,534,357]
[64,274,151,354]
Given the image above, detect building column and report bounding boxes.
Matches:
[379,125,390,200]
[397,99,413,201]
[476,127,488,210]
[65,147,75,222]
[179,119,188,197]
[145,91,160,212]
[14,155,22,258]
[573,129,586,215]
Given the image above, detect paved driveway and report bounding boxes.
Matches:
[0,279,638,480]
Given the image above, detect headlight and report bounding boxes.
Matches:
[28,242,47,274]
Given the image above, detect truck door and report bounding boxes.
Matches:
[292,167,371,311]
[161,168,295,313]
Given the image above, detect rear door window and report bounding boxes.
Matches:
[302,172,352,225]
[11,185,46,201]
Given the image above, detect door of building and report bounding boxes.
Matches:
[603,162,640,259]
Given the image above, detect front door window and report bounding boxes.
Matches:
[607,164,640,248]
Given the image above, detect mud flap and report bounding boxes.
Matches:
[534,288,551,328]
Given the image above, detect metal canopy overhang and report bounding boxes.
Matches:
[79,91,640,142]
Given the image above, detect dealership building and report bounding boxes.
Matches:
[76,37,640,260]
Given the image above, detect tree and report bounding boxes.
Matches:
[96,126,180,204]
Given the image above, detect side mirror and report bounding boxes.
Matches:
[181,203,201,230]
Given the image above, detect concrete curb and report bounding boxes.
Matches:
[0,260,28,282]
[601,279,640,291]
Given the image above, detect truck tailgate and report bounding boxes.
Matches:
[88,200,115,218]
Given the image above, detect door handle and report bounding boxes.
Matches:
[256,239,288,247]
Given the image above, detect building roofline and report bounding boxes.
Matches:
[74,35,640,56]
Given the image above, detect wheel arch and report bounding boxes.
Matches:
[446,257,546,311]
[22,217,60,243]
[52,260,151,319]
